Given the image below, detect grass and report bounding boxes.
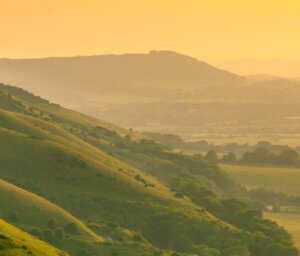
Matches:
[1,84,299,255]
[0,179,102,242]
[0,109,224,254]
[222,163,300,249]
[264,212,300,249]
[0,219,68,256]
[220,164,300,196]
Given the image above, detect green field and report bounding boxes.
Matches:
[221,163,300,249]
[220,164,300,196]
[264,212,300,248]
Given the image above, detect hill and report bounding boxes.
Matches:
[2,52,300,147]
[0,51,244,97]
[0,84,299,255]
[0,218,68,256]
[209,59,300,77]
[0,178,102,240]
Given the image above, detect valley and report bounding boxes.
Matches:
[0,83,299,255]
[223,163,300,249]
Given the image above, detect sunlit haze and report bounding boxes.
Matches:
[1,0,300,61]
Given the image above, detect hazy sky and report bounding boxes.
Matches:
[1,0,300,60]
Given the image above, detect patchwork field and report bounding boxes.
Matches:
[222,163,300,248]
[220,164,300,196]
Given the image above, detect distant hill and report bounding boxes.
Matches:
[210,58,300,77]
[0,50,244,105]
[3,52,300,146]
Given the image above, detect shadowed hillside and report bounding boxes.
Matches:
[0,84,299,256]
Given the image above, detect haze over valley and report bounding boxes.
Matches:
[1,50,300,146]
[2,1,300,256]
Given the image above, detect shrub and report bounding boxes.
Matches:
[107,222,119,230]
[42,229,55,243]
[29,228,42,238]
[47,218,58,229]
[55,227,64,239]
[64,223,79,235]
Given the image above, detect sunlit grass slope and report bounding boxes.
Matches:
[220,164,300,196]
[1,84,299,255]
[0,179,102,242]
[0,83,144,140]
[0,219,68,256]
[0,89,249,254]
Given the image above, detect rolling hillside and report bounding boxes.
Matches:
[0,179,102,241]
[0,219,68,256]
[0,84,299,255]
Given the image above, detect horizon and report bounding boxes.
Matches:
[2,49,300,77]
[2,0,300,61]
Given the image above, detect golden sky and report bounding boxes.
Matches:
[1,0,300,60]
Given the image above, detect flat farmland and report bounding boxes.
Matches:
[220,164,300,196]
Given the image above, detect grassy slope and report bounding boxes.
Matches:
[0,179,102,242]
[0,90,250,254]
[0,112,187,255]
[0,114,220,223]
[1,85,299,255]
[0,83,145,140]
[0,219,67,256]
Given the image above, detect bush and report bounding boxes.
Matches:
[47,217,58,229]
[42,229,55,243]
[55,227,64,239]
[204,150,217,162]
[64,223,79,235]
[107,222,119,230]
[29,228,42,238]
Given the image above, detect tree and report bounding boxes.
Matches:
[221,152,236,164]
[204,150,217,162]
[64,223,79,235]
[221,245,250,256]
[42,229,55,243]
[261,243,299,256]
[277,149,299,167]
[272,205,281,212]
[242,148,273,165]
